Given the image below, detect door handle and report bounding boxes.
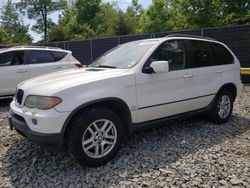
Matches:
[183,73,193,78]
[216,69,223,73]
[52,66,62,69]
[16,69,27,73]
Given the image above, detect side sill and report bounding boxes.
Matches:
[130,107,209,133]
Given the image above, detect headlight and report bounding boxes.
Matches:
[24,95,62,110]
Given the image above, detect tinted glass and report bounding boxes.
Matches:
[150,40,186,71]
[29,50,54,64]
[52,51,67,61]
[0,51,25,66]
[212,43,234,65]
[191,40,212,67]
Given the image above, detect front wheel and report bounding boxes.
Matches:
[208,91,234,124]
[67,107,124,167]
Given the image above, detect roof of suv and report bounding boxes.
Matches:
[124,34,219,45]
[0,45,71,54]
[165,34,217,41]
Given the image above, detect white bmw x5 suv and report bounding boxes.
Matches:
[0,46,82,96]
[8,35,242,167]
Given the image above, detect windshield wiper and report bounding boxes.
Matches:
[93,65,117,69]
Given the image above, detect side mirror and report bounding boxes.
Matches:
[150,61,169,73]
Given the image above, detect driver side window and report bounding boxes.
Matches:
[149,40,186,71]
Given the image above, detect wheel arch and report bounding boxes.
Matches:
[61,97,132,143]
[217,83,237,100]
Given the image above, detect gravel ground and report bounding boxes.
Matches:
[0,86,249,188]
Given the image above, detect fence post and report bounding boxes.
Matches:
[90,39,93,63]
[201,28,204,36]
[118,36,120,45]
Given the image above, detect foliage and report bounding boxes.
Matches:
[138,0,175,32]
[1,0,250,44]
[0,0,31,44]
[17,0,67,41]
[220,0,250,25]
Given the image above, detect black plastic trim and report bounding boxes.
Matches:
[138,93,216,110]
[131,107,209,133]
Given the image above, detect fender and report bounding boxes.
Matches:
[61,97,132,139]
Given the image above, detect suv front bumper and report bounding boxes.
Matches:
[8,101,70,150]
[8,110,64,150]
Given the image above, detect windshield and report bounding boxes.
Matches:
[89,40,158,69]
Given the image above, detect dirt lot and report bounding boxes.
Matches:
[0,86,249,188]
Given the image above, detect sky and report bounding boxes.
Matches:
[0,0,152,42]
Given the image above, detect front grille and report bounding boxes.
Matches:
[16,89,24,105]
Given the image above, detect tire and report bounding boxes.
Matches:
[67,106,124,167]
[207,90,234,124]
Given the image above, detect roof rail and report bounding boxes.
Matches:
[13,45,61,50]
[165,34,217,41]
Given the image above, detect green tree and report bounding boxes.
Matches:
[220,0,250,25]
[176,0,221,28]
[0,27,8,44]
[95,3,120,37]
[115,10,136,35]
[18,0,67,41]
[126,0,144,33]
[75,0,101,28]
[0,0,31,44]
[139,0,176,32]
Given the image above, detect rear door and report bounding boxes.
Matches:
[190,40,223,108]
[0,50,28,95]
[27,50,63,78]
[50,51,75,70]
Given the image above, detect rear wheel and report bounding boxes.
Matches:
[208,90,234,124]
[67,107,124,167]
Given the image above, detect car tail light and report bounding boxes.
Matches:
[75,63,83,68]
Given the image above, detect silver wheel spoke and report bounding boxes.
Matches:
[82,119,117,159]
[100,143,104,156]
[93,123,99,131]
[105,134,116,139]
[218,95,231,119]
[85,143,95,151]
[101,120,109,131]
[104,140,114,146]
[105,124,112,134]
[87,127,95,136]
[83,137,94,146]
[95,144,99,157]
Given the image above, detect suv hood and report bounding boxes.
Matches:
[18,68,129,95]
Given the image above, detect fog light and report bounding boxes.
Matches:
[32,118,38,125]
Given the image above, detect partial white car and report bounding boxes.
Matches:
[0,46,83,96]
[8,35,242,167]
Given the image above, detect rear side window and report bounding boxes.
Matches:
[52,51,67,61]
[211,43,234,65]
[190,40,212,68]
[0,51,25,66]
[28,50,54,64]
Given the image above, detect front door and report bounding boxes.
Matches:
[135,40,194,123]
